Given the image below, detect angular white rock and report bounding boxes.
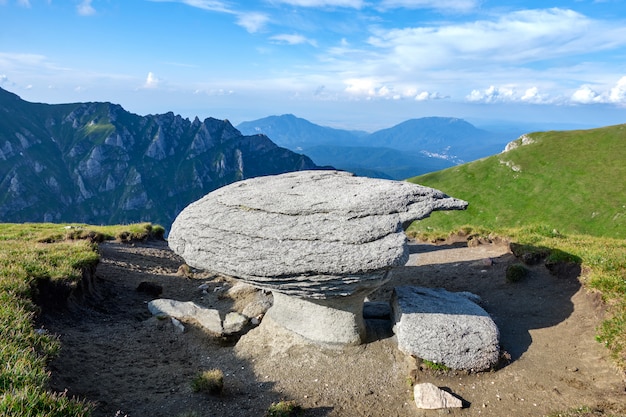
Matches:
[413,383,463,409]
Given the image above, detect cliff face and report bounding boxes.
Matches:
[0,88,318,229]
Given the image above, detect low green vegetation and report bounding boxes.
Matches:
[408,124,626,240]
[191,369,224,395]
[407,125,626,369]
[266,400,302,417]
[0,222,163,417]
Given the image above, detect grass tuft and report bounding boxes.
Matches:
[191,369,224,395]
[265,400,302,417]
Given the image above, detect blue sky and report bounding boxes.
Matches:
[1,0,626,131]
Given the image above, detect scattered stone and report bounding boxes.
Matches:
[170,317,185,333]
[148,299,222,335]
[392,286,500,371]
[227,282,258,297]
[169,170,467,345]
[241,292,273,319]
[223,312,248,334]
[413,383,464,409]
[197,283,210,291]
[136,281,162,297]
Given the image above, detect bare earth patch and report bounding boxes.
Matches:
[39,239,626,417]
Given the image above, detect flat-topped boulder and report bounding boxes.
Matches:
[169,170,467,345]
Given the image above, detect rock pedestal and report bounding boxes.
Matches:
[168,170,467,345]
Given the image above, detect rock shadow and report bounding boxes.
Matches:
[371,241,582,364]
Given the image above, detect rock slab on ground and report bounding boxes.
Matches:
[147,298,222,335]
[392,286,500,371]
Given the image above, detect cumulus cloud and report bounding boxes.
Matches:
[343,78,445,101]
[143,72,161,89]
[571,76,626,105]
[77,0,96,16]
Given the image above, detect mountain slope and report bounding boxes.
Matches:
[236,114,364,150]
[238,115,513,179]
[406,125,626,239]
[365,117,504,162]
[302,145,454,179]
[0,88,318,229]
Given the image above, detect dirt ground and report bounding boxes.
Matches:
[39,238,626,417]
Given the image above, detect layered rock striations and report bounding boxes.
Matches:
[169,170,468,345]
[0,87,318,229]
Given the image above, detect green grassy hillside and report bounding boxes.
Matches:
[407,124,626,239]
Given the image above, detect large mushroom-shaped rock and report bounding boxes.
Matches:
[168,170,467,345]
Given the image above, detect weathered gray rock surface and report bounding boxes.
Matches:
[147,299,222,335]
[169,170,467,345]
[169,170,467,298]
[392,286,500,371]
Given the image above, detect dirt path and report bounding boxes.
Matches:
[40,239,626,417]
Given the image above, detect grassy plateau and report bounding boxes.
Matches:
[407,124,626,369]
[0,223,164,417]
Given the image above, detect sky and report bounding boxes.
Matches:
[1,0,626,131]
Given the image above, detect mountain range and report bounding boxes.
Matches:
[0,88,318,230]
[237,114,515,179]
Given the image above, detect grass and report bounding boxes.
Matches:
[191,369,224,395]
[407,124,626,240]
[0,222,163,417]
[266,400,302,417]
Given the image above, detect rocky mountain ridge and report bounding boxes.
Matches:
[0,88,318,229]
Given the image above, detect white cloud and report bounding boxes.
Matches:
[571,76,626,105]
[77,0,96,16]
[379,0,478,12]
[571,85,600,104]
[144,72,161,89]
[236,12,270,33]
[414,91,446,101]
[147,0,231,13]
[17,0,31,7]
[270,33,317,46]
[366,8,626,70]
[466,86,515,103]
[269,0,365,8]
[608,76,626,104]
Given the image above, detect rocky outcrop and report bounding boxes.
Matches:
[169,170,468,345]
[0,87,318,230]
[392,286,500,371]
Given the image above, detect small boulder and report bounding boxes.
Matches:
[148,299,222,335]
[413,383,464,409]
[392,286,500,371]
[223,312,248,334]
